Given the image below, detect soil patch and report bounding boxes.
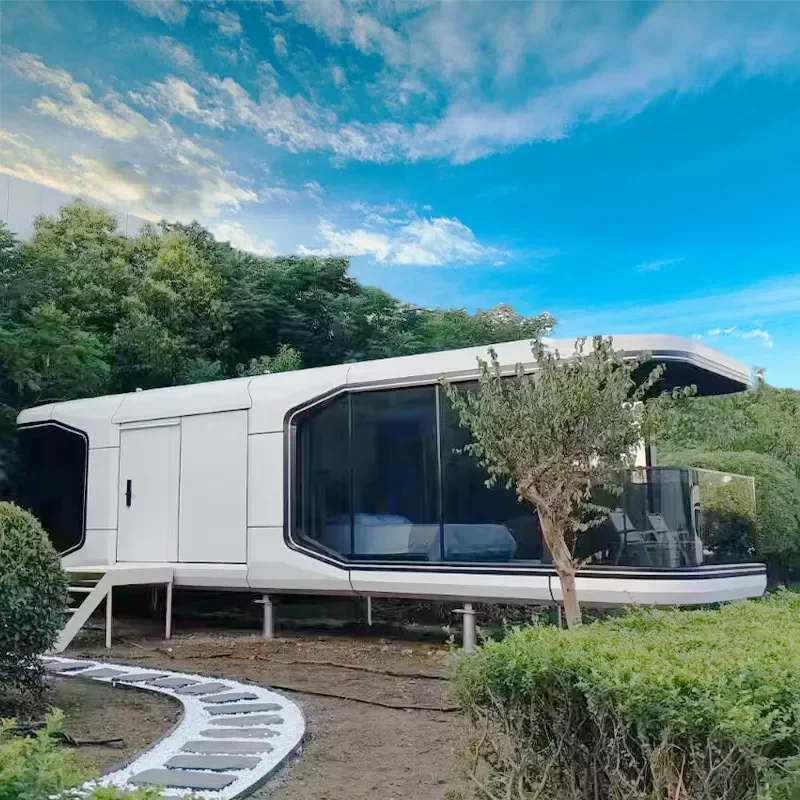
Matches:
[70,631,471,799]
[48,676,181,780]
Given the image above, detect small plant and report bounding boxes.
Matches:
[0,710,164,799]
[0,502,69,713]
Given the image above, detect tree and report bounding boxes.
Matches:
[236,344,303,377]
[443,336,669,629]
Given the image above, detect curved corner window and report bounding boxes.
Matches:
[17,423,87,554]
[290,384,753,570]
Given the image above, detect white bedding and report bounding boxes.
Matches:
[321,514,517,559]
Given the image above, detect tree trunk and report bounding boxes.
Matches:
[558,568,582,630]
[538,508,583,629]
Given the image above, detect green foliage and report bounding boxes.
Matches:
[0,201,553,497]
[663,450,800,575]
[442,336,675,627]
[661,385,800,480]
[452,591,800,800]
[0,710,164,800]
[236,344,303,377]
[0,503,69,710]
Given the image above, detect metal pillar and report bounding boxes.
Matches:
[556,604,563,629]
[105,587,113,649]
[455,603,477,651]
[255,595,274,640]
[165,581,173,641]
[366,596,373,627]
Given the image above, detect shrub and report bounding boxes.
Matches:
[0,710,163,799]
[452,591,800,800]
[0,502,69,711]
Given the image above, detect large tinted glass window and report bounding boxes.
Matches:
[351,387,439,560]
[18,424,87,554]
[439,385,543,562]
[295,395,351,556]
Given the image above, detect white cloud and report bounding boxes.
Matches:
[0,131,154,213]
[143,36,196,69]
[0,53,267,222]
[130,76,226,128]
[201,8,242,39]
[211,221,279,257]
[126,0,188,25]
[331,65,346,87]
[558,276,800,342]
[741,328,774,347]
[637,257,685,273]
[273,33,288,58]
[298,209,508,267]
[707,325,774,348]
[4,50,149,142]
[277,1,800,165]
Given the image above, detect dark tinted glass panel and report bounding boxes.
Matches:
[295,395,352,556]
[579,469,702,568]
[440,385,543,562]
[18,424,86,553]
[351,387,439,560]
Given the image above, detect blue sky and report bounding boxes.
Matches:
[2,1,799,386]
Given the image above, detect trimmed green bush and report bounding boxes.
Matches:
[663,450,800,577]
[453,592,800,800]
[0,502,69,710]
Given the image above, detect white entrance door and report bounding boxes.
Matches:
[117,422,180,562]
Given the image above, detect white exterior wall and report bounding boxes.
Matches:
[17,334,766,605]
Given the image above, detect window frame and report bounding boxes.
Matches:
[17,420,89,556]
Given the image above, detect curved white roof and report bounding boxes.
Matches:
[18,333,749,427]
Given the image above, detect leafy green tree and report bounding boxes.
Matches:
[444,337,669,629]
[660,384,800,479]
[236,344,303,377]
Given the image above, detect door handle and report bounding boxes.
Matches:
[125,479,132,507]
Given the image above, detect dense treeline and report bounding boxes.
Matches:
[0,200,553,492]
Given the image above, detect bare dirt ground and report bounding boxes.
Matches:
[48,676,181,779]
[69,624,471,800]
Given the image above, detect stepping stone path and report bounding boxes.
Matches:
[42,655,305,800]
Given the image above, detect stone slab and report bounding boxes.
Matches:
[181,740,274,755]
[75,667,126,679]
[199,727,279,739]
[174,681,230,696]
[114,673,168,683]
[129,768,236,790]
[43,661,90,674]
[206,703,283,716]
[165,754,260,771]
[202,691,259,704]
[208,713,283,726]
[148,676,199,688]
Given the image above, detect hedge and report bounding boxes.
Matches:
[452,591,800,800]
[0,502,69,711]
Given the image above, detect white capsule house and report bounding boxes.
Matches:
[17,334,766,624]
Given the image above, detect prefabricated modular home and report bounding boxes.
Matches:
[16,334,766,648]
